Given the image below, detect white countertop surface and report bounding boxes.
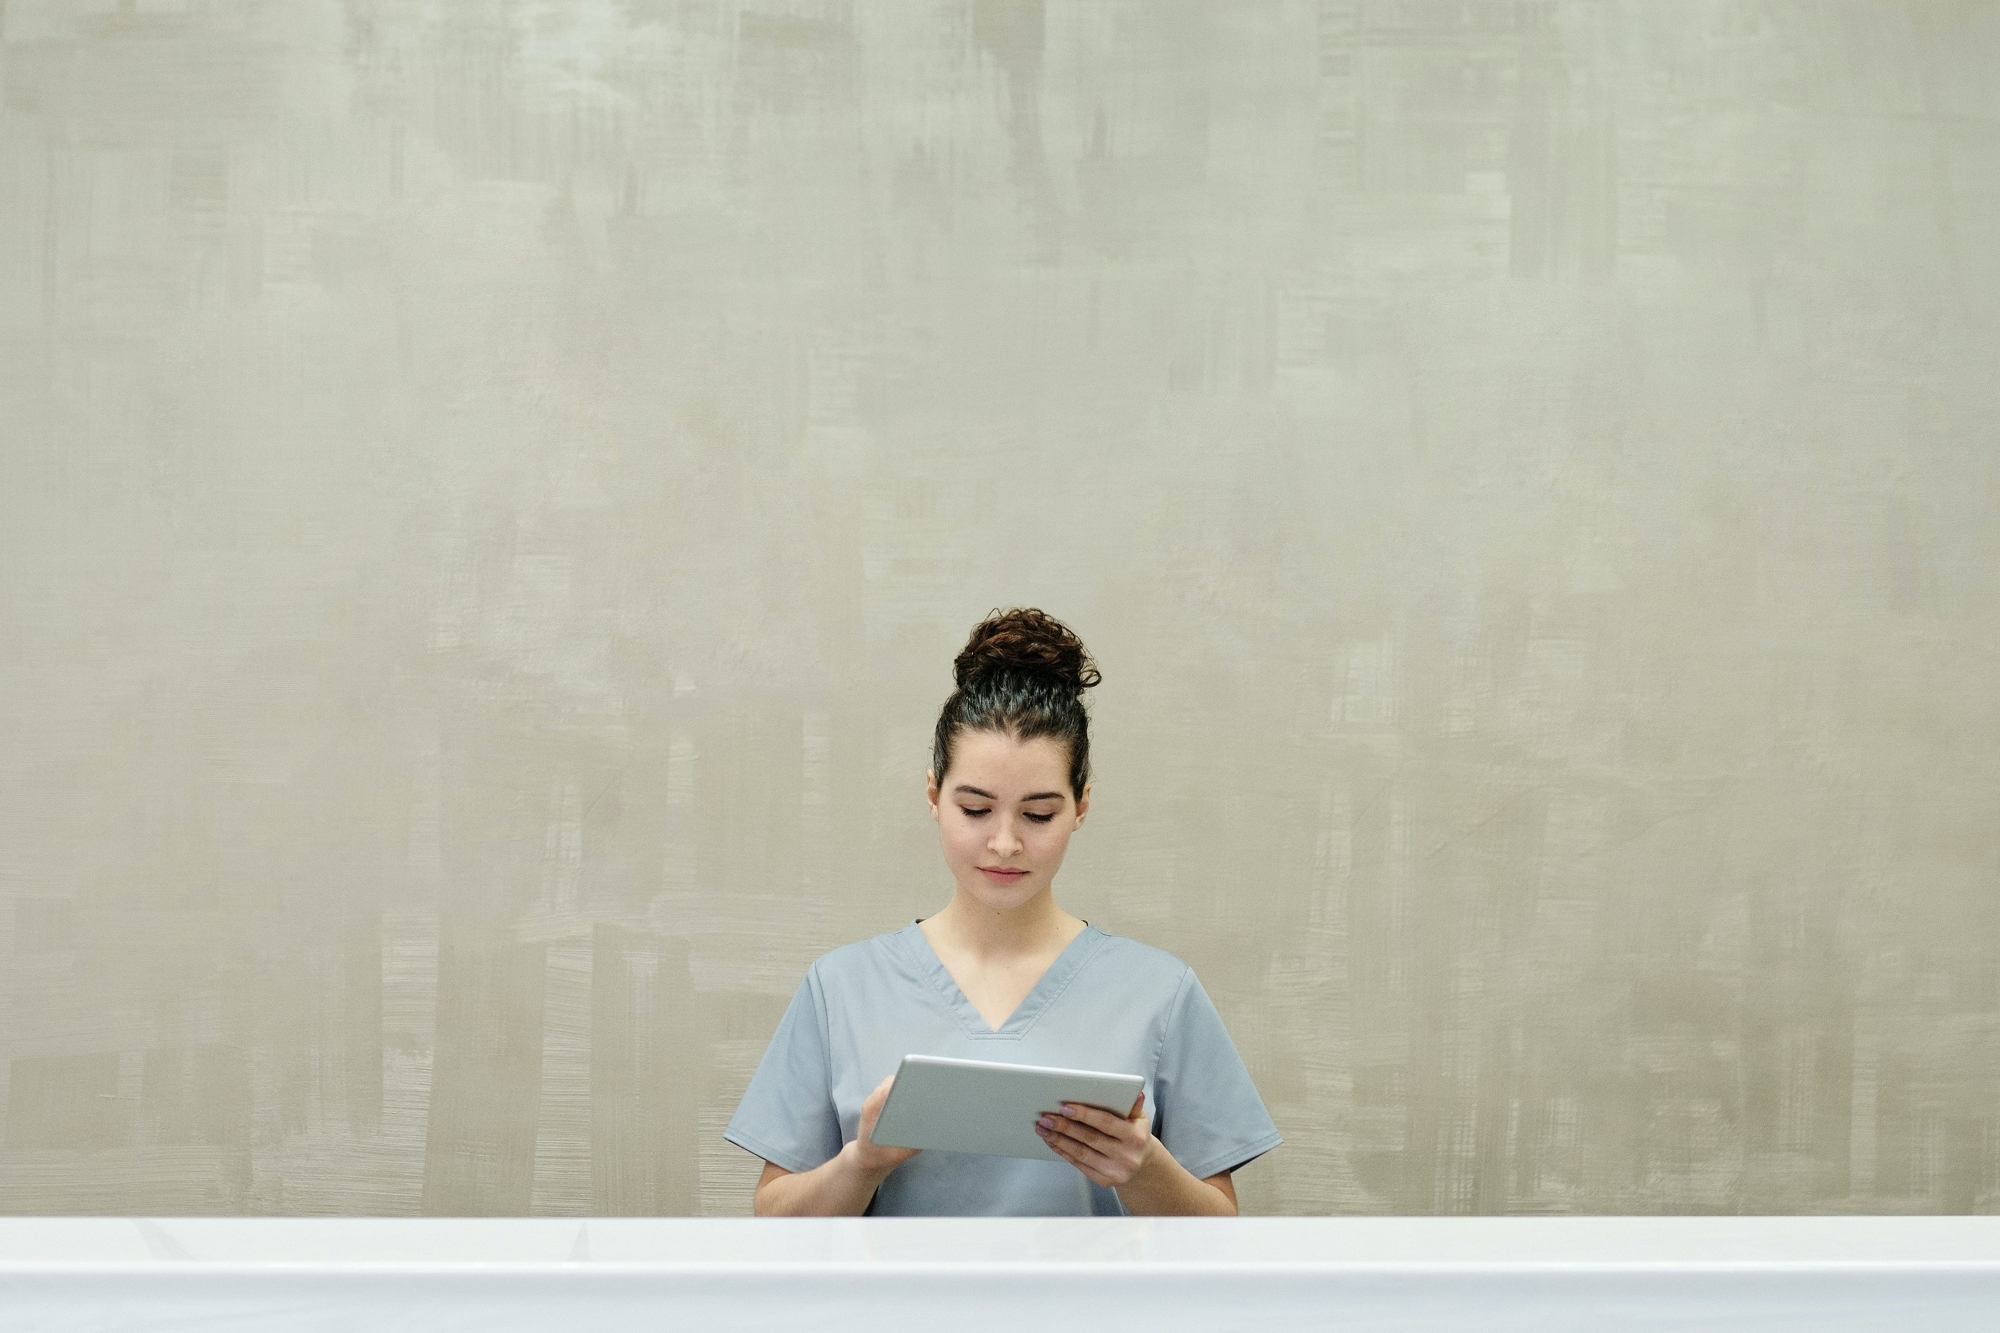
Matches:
[2,1214,1998,1267]
[2,1216,1996,1332]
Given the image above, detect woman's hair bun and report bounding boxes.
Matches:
[953,607,1102,694]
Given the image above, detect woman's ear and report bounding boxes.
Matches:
[925,770,942,821]
[1074,782,1091,827]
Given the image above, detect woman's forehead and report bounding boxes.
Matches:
[950,730,1070,791]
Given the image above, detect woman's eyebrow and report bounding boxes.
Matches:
[951,785,1065,803]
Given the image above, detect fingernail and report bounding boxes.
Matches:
[1061,1104,1079,1115]
[1036,1115,1054,1129]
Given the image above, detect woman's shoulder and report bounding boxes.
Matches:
[802,923,922,985]
[1083,926,1197,993]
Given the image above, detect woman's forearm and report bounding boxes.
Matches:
[752,1142,893,1216]
[1115,1138,1237,1216]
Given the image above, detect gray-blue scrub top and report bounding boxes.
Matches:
[724,922,1282,1216]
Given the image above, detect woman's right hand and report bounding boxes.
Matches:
[851,1075,921,1178]
[754,1076,919,1215]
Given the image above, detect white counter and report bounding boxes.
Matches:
[2,1216,1995,1331]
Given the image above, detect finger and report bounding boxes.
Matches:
[1062,1102,1151,1140]
[1044,1111,1132,1153]
[1041,1127,1123,1180]
[1042,1119,1141,1177]
[1038,1127,1117,1185]
[1056,1102,1129,1134]
[860,1076,898,1142]
[1038,1113,1113,1153]
[1127,1091,1147,1121]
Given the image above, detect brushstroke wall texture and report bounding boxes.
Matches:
[2,0,1997,1217]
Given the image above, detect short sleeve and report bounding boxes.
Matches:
[1152,970,1283,1180]
[723,967,844,1173]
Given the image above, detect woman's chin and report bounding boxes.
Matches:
[959,877,1039,912]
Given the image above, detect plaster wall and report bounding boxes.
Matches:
[2,1,1997,1214]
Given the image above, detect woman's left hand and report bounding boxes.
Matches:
[1035,1092,1157,1188]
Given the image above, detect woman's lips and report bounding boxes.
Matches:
[979,867,1029,883]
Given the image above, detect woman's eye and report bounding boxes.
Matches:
[960,807,990,818]
[1024,812,1055,824]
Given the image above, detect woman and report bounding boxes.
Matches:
[725,608,1280,1215]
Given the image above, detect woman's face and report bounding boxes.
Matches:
[927,729,1090,914]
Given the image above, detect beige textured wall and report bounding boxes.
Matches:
[3,0,1998,1217]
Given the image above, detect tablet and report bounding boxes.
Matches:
[868,1054,1145,1163]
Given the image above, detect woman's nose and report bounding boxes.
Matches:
[988,819,1023,856]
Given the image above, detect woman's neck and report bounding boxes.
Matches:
[924,888,1083,961]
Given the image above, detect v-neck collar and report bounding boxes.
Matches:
[899,920,1109,1040]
